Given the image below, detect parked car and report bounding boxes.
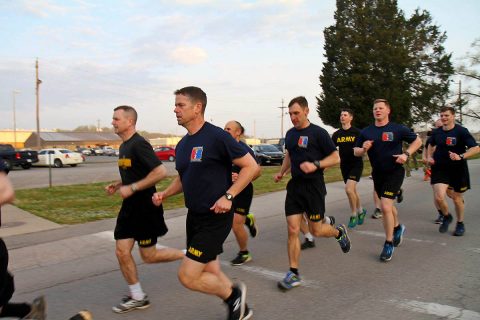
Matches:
[0,144,38,170]
[35,148,84,168]
[252,144,285,165]
[154,146,176,161]
[90,148,104,156]
[103,146,118,156]
[76,147,92,156]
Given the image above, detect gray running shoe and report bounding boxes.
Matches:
[372,208,382,219]
[112,295,150,314]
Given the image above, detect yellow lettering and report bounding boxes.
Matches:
[188,246,203,257]
[384,191,394,196]
[118,158,132,169]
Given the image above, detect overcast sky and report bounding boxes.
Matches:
[0,0,479,138]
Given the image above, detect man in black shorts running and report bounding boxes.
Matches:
[224,121,261,266]
[331,108,366,229]
[106,105,184,314]
[1,159,46,319]
[274,96,351,291]
[152,87,257,320]
[354,99,421,262]
[427,106,479,236]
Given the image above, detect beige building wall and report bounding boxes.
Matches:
[149,136,183,147]
[0,130,33,149]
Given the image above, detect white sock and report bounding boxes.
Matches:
[129,282,145,301]
[323,216,331,225]
[304,232,314,241]
[351,212,357,217]
[357,207,364,214]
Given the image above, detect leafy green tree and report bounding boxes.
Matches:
[317,0,453,128]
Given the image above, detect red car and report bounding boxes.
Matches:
[154,146,176,161]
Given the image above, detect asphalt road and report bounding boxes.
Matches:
[8,156,178,190]
[4,160,480,320]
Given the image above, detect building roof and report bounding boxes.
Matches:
[38,132,120,142]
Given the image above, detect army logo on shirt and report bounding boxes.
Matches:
[298,136,309,148]
[191,146,203,162]
[382,132,394,142]
[446,137,457,146]
[118,158,132,170]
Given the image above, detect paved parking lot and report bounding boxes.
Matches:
[8,156,177,189]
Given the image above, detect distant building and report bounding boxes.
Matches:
[0,130,122,150]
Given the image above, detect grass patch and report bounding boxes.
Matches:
[15,161,373,224]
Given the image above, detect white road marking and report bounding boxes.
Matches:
[467,248,480,254]
[391,299,480,320]
[220,261,320,288]
[355,230,447,246]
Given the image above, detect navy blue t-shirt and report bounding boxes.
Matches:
[285,123,337,179]
[232,141,255,174]
[430,124,478,166]
[175,122,248,213]
[356,122,417,172]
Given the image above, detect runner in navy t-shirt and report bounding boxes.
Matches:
[354,99,421,262]
[331,108,366,229]
[273,96,351,291]
[427,106,479,236]
[224,121,261,267]
[106,105,184,314]
[152,87,257,320]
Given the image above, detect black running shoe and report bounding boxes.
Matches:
[227,282,248,320]
[245,213,258,238]
[336,224,351,253]
[439,214,453,233]
[397,188,404,203]
[300,238,315,250]
[230,252,252,266]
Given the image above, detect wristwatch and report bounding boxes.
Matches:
[404,151,411,158]
[225,193,234,201]
[459,154,464,160]
[313,160,321,169]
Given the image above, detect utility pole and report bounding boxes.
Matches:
[35,58,42,150]
[278,99,287,139]
[12,90,20,148]
[97,119,101,132]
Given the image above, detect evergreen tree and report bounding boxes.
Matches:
[317,0,453,128]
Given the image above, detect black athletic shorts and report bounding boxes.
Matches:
[185,210,233,264]
[340,160,364,183]
[114,193,168,248]
[431,162,471,193]
[0,238,14,307]
[233,183,253,216]
[285,176,326,221]
[372,166,405,200]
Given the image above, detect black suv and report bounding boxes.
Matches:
[252,144,284,165]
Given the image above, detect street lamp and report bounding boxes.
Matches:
[12,90,20,149]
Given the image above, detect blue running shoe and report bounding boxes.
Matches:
[336,224,351,253]
[380,242,394,262]
[439,214,453,233]
[393,224,406,247]
[357,209,367,225]
[277,271,301,291]
[453,222,465,236]
[348,215,357,228]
